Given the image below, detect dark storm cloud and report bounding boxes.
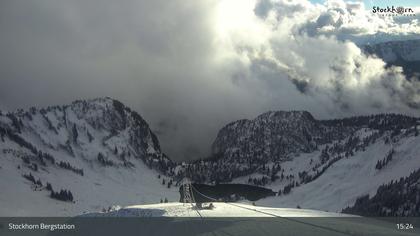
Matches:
[0,0,277,161]
[0,0,224,160]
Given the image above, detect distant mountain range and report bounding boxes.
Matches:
[1,97,419,216]
[362,39,420,79]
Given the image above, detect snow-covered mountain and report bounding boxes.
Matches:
[186,111,420,215]
[179,111,354,184]
[1,98,420,217]
[362,39,420,78]
[212,111,352,163]
[0,97,178,216]
[363,39,420,62]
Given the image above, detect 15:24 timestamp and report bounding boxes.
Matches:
[396,223,414,230]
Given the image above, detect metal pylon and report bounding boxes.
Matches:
[183,179,193,206]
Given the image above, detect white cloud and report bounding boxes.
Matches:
[212,0,420,118]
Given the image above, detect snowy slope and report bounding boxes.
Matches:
[0,98,179,216]
[69,202,419,236]
[256,133,420,212]
[211,113,420,213]
[77,203,420,236]
[82,202,349,217]
[0,151,179,216]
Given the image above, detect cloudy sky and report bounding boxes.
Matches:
[1,0,419,161]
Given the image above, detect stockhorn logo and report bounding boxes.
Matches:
[372,6,415,16]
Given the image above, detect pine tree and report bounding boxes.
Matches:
[72,124,78,143]
[97,153,104,164]
[87,130,94,142]
[23,173,35,183]
[68,191,73,201]
[375,160,382,170]
[32,163,38,171]
[46,182,53,191]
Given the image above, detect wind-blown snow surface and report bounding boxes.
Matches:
[79,203,420,236]
[82,202,348,217]
[0,98,178,216]
[76,203,420,236]
[255,133,420,212]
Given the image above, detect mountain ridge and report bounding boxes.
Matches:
[0,97,179,216]
[1,97,420,216]
[362,39,420,79]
